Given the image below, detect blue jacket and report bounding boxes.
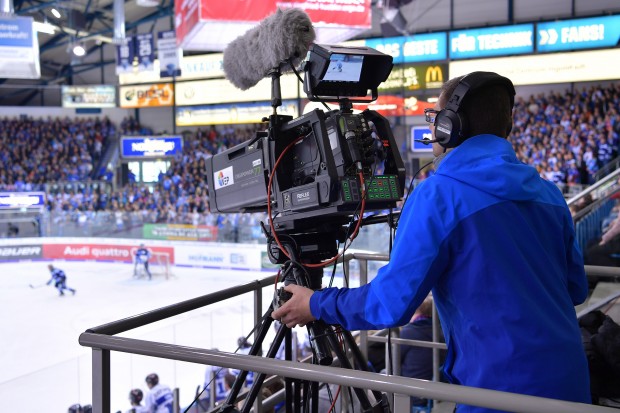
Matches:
[310,135,590,410]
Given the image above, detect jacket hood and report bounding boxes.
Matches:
[435,134,546,201]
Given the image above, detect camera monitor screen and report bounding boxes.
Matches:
[303,44,393,102]
[322,54,364,82]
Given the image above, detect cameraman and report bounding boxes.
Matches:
[272,71,591,411]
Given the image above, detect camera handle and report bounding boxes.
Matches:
[218,242,390,413]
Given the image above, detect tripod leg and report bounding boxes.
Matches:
[238,316,289,413]
[285,328,294,413]
[325,326,377,412]
[220,306,275,412]
[310,381,319,413]
[341,329,384,402]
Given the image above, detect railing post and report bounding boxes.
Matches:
[432,301,441,384]
[92,348,111,413]
[254,285,264,413]
[254,286,262,345]
[358,257,369,360]
[173,387,180,413]
[393,393,411,413]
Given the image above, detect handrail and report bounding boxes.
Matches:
[567,168,620,206]
[595,156,620,182]
[584,265,620,280]
[80,255,620,413]
[78,333,617,413]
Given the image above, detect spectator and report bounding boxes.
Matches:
[400,295,445,408]
[7,222,18,237]
[585,204,620,266]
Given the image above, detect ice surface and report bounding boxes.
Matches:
[0,260,281,412]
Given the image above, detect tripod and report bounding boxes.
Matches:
[218,237,390,413]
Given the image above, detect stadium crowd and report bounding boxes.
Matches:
[509,84,620,189]
[0,83,619,240]
[420,83,620,190]
[0,116,114,189]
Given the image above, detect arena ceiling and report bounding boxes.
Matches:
[1,0,620,106]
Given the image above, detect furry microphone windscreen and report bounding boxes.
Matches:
[223,8,316,90]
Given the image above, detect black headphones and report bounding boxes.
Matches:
[434,71,515,149]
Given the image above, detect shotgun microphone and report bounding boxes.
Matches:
[222,8,316,90]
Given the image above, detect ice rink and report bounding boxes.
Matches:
[0,259,286,413]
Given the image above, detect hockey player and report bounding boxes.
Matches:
[126,388,149,413]
[47,264,76,296]
[67,404,83,413]
[134,243,153,280]
[202,356,230,409]
[230,337,255,388]
[144,373,174,413]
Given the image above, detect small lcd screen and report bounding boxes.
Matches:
[322,54,364,82]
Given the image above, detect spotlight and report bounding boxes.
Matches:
[33,21,56,35]
[51,8,61,18]
[72,44,86,56]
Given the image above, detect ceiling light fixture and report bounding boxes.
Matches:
[72,44,86,56]
[50,8,61,18]
[33,21,56,35]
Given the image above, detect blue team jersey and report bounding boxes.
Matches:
[145,383,173,413]
[231,347,255,387]
[136,248,151,263]
[50,269,66,283]
[205,366,229,402]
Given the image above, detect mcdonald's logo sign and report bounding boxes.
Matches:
[425,66,444,88]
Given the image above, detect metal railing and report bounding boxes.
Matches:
[80,254,620,413]
[595,156,620,182]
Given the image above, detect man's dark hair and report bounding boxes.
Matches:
[439,74,513,139]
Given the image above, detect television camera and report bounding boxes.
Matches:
[206,44,406,261]
[205,44,403,413]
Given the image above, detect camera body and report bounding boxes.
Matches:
[206,107,405,233]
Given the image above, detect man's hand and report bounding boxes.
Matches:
[271,284,316,328]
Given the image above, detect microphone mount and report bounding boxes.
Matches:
[414,138,439,145]
[268,66,283,114]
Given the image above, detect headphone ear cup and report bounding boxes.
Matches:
[433,110,450,148]
[435,109,462,148]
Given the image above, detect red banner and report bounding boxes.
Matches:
[200,0,371,27]
[175,0,201,45]
[351,95,435,117]
[43,243,175,264]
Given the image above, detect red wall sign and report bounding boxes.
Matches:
[43,244,175,263]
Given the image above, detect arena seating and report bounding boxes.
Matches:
[1,85,619,239]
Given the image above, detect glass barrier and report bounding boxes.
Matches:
[0,289,269,413]
[35,211,395,255]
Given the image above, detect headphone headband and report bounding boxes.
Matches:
[435,71,515,149]
[446,71,515,113]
